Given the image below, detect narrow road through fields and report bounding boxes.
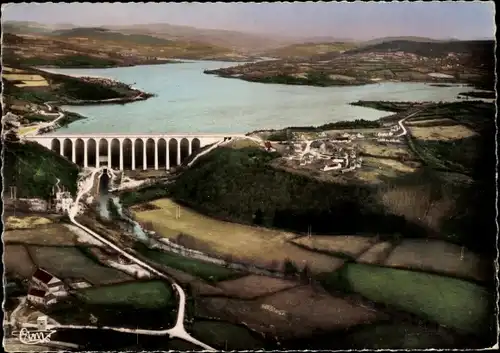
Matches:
[20,167,216,351]
[395,109,423,137]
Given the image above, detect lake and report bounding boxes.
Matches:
[41,61,472,134]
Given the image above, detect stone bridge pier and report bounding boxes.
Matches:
[27,133,239,171]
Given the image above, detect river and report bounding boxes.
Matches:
[39,61,473,134]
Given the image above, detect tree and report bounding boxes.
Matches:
[283,258,298,278]
[253,208,264,225]
[300,264,312,284]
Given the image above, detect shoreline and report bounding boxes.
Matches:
[16,69,156,136]
[27,65,485,136]
[204,70,484,89]
[31,56,253,71]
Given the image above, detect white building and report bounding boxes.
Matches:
[37,316,48,331]
[27,288,57,306]
[323,163,342,171]
[68,280,92,290]
[16,199,48,212]
[27,288,46,306]
[54,191,73,214]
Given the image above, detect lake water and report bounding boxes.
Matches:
[42,61,471,134]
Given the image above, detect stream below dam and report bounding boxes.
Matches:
[97,182,286,279]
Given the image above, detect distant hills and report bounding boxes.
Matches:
[105,23,294,53]
[5,20,492,57]
[360,36,451,46]
[3,21,293,54]
[49,27,177,46]
[345,39,495,58]
[260,42,359,59]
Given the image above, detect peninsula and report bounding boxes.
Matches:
[204,40,495,90]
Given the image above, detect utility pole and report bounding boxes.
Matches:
[10,186,17,200]
[308,225,312,239]
[176,205,181,219]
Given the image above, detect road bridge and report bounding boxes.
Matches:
[27,133,243,170]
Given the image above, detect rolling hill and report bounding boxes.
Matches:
[260,42,359,59]
[204,39,495,90]
[346,39,495,58]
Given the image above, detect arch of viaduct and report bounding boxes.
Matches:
[27,134,241,170]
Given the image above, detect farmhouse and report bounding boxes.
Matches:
[32,268,64,292]
[27,288,46,305]
[27,288,57,307]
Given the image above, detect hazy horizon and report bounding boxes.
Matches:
[2,2,496,40]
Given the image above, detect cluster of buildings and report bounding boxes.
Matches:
[285,136,363,174]
[53,190,74,214]
[27,268,66,307]
[27,268,92,308]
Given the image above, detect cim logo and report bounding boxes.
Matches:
[14,327,56,345]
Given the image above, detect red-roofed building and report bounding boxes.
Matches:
[32,268,64,292]
[27,288,47,306]
[27,287,57,307]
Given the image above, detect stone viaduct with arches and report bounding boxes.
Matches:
[27,133,243,170]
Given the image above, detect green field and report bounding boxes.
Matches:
[343,323,457,349]
[27,245,133,285]
[190,320,265,350]
[136,245,243,283]
[76,280,174,309]
[320,263,493,335]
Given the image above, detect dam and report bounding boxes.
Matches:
[27,133,242,170]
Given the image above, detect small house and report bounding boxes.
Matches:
[27,288,46,306]
[37,316,48,331]
[32,268,64,292]
[67,280,92,290]
[28,288,58,307]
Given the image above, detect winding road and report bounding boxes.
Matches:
[395,109,423,137]
[19,103,65,137]
[21,167,216,351]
